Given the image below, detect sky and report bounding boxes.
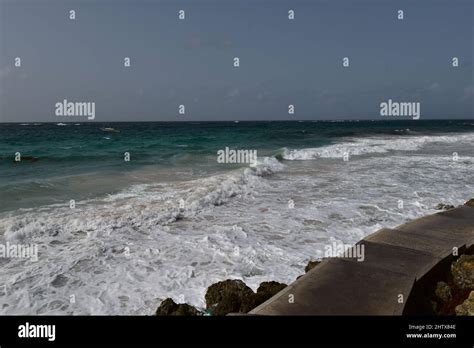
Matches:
[0,0,473,122]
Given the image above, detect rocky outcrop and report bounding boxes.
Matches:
[435,281,452,302]
[205,279,256,316]
[431,254,474,315]
[451,255,474,290]
[436,203,455,210]
[204,279,288,315]
[464,199,474,207]
[455,291,474,316]
[305,260,321,273]
[254,281,287,306]
[155,298,200,316]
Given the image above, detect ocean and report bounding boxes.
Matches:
[0,120,473,314]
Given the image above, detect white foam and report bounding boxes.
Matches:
[282,133,474,160]
[0,156,288,314]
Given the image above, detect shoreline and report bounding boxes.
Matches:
[156,199,474,316]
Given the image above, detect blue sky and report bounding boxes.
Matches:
[0,0,472,122]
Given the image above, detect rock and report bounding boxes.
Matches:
[436,203,455,210]
[155,298,200,316]
[435,281,452,302]
[254,281,287,306]
[205,279,255,316]
[465,199,474,207]
[305,260,321,273]
[51,274,69,288]
[455,291,474,316]
[13,156,39,163]
[451,255,474,290]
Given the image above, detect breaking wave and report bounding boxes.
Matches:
[282,133,474,160]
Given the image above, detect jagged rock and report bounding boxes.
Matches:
[451,255,474,290]
[436,203,455,210]
[455,291,474,316]
[155,298,200,316]
[205,279,255,316]
[435,281,452,302]
[305,260,321,273]
[254,281,287,306]
[465,199,474,207]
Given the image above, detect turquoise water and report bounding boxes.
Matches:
[1,120,472,212]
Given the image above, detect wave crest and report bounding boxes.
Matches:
[282,133,474,160]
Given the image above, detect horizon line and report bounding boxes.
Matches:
[1,118,473,124]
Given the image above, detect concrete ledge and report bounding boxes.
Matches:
[364,228,468,257]
[352,240,442,278]
[249,205,474,315]
[251,258,414,315]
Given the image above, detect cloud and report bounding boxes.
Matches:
[187,37,232,50]
[0,66,13,79]
[427,82,440,90]
[0,66,28,81]
[256,90,271,101]
[462,84,474,100]
[411,82,441,98]
[226,88,240,98]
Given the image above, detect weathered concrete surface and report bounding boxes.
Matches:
[352,241,443,278]
[250,205,474,315]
